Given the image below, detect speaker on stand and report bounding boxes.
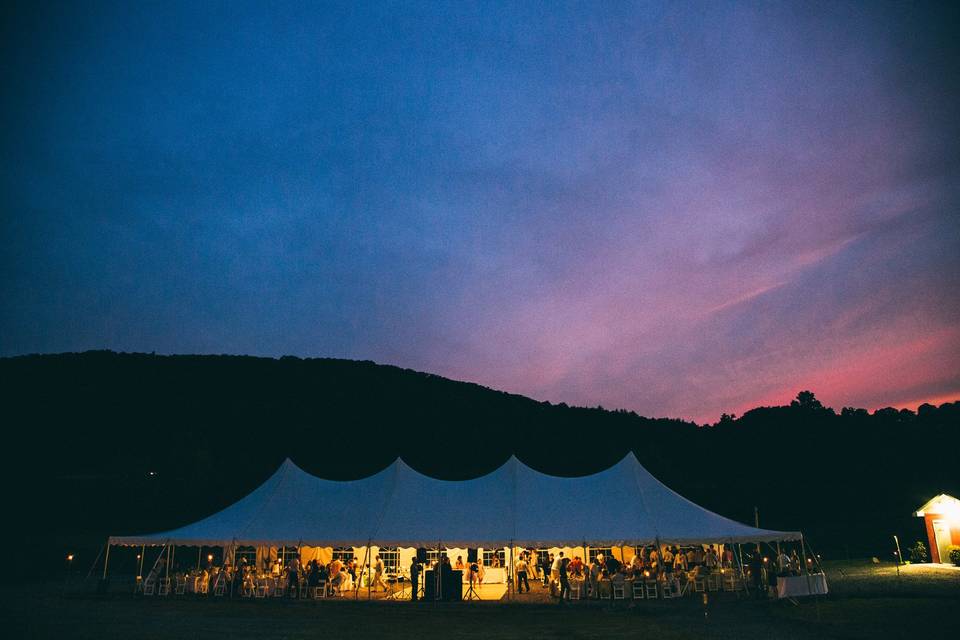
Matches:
[464,548,481,601]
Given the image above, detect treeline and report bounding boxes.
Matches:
[3,351,957,572]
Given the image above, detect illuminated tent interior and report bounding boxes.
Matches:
[110,454,800,569]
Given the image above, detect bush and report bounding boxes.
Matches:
[948,546,960,567]
[908,541,928,563]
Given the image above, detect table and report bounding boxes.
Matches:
[776,574,828,598]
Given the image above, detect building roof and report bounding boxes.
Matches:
[110,453,802,547]
[914,493,960,517]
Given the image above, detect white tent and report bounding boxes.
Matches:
[111,453,800,548]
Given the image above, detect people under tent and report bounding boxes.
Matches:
[128,540,816,602]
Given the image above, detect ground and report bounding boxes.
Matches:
[5,561,959,639]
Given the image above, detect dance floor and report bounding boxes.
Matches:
[384,582,507,601]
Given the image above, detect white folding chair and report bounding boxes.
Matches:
[631,581,644,600]
[158,578,171,596]
[612,582,625,600]
[662,579,678,599]
[644,580,658,599]
[694,575,706,592]
[569,582,581,601]
[143,579,156,596]
[707,573,723,591]
[174,576,186,595]
[214,579,227,596]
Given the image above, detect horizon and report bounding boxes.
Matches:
[5,348,956,424]
[2,2,958,425]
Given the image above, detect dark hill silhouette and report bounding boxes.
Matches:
[2,351,957,573]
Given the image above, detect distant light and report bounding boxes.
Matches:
[67,554,74,561]
[148,471,158,477]
[137,555,141,560]
[763,557,768,563]
[208,554,213,562]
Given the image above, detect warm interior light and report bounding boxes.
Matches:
[208,554,214,561]
[67,554,74,561]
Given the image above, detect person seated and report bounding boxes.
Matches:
[568,555,584,577]
[455,555,465,570]
[307,562,320,587]
[340,570,354,593]
[597,570,613,598]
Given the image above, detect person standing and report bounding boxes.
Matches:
[409,556,420,602]
[515,555,529,593]
[374,555,389,592]
[287,554,301,598]
[558,556,570,604]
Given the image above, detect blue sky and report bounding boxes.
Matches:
[2,1,958,421]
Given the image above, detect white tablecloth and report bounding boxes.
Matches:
[776,574,828,598]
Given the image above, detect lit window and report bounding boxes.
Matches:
[483,549,505,566]
[333,547,355,562]
[234,546,256,567]
[378,547,399,574]
[588,547,612,564]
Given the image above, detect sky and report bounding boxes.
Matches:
[2,1,958,423]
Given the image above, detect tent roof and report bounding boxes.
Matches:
[110,453,801,547]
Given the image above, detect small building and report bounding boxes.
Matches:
[914,494,960,564]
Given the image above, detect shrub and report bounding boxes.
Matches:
[908,540,928,563]
[948,546,960,567]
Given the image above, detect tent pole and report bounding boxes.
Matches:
[357,544,369,601]
[197,547,202,570]
[166,542,171,584]
[138,544,145,579]
[654,536,662,578]
[367,539,372,601]
[102,540,111,580]
[734,543,748,597]
[509,542,514,601]
[231,539,237,598]
[801,534,820,618]
[85,541,107,581]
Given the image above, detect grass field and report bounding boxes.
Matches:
[5,561,958,639]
